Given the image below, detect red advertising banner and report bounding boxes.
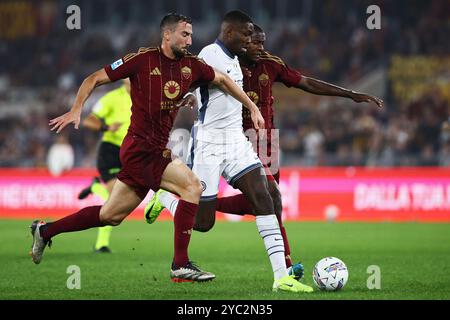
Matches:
[277,167,450,222]
[1,168,450,222]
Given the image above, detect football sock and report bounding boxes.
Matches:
[277,218,293,268]
[173,200,198,267]
[159,191,179,217]
[41,206,105,241]
[91,182,112,249]
[91,182,109,201]
[95,226,112,249]
[217,194,294,268]
[256,214,288,280]
[216,194,253,215]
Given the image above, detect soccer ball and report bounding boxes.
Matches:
[313,257,348,291]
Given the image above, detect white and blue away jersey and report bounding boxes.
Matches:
[194,40,244,143]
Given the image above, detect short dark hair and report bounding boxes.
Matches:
[160,13,192,35]
[252,24,264,33]
[222,10,253,24]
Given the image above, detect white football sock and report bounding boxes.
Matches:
[256,214,288,280]
[159,191,179,217]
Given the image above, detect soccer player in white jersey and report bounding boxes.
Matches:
[145,10,313,293]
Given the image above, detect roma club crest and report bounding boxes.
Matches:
[164,81,181,100]
[181,66,192,80]
[258,73,269,86]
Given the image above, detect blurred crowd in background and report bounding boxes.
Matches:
[0,0,449,168]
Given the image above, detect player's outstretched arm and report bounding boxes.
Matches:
[297,76,384,109]
[211,69,265,129]
[49,69,112,133]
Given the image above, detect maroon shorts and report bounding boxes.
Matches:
[117,134,172,200]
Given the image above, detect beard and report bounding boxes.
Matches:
[171,45,187,59]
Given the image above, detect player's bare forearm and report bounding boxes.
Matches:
[297,76,383,108]
[297,76,353,98]
[72,69,111,111]
[49,69,111,133]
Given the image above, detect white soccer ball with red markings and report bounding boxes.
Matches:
[313,257,348,291]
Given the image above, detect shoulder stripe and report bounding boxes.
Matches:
[259,52,285,66]
[123,47,157,63]
[138,47,157,53]
[185,52,202,60]
[185,51,198,57]
[185,52,209,65]
[260,57,286,66]
[123,53,135,61]
[261,51,283,60]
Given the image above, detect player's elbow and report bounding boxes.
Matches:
[212,70,227,87]
[82,72,96,86]
[297,76,310,90]
[85,69,109,88]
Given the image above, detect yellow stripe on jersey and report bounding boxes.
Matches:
[123,47,158,63]
[260,51,284,61]
[185,52,209,65]
[260,52,286,66]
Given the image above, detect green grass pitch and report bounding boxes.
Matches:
[1,219,450,300]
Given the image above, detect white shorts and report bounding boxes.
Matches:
[186,131,262,200]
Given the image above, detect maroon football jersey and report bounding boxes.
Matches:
[242,51,302,131]
[105,47,215,150]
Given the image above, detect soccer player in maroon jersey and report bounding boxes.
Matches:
[215,24,383,271]
[30,13,265,283]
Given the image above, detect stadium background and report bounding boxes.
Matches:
[0,0,450,301]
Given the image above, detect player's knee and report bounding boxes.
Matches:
[181,174,203,199]
[251,188,274,214]
[253,187,271,203]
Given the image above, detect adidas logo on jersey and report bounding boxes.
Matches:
[150,67,161,75]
